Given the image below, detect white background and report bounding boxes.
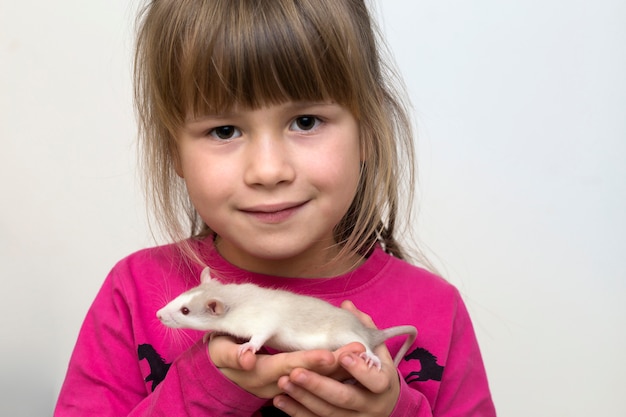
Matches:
[1,0,624,415]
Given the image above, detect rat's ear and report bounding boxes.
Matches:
[200,267,212,283]
[206,300,226,316]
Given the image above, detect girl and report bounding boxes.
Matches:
[55,0,496,416]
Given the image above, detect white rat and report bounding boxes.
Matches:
[157,267,417,370]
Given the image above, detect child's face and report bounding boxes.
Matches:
[176,101,362,276]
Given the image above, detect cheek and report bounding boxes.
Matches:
[179,154,233,209]
[308,141,362,203]
[184,173,225,211]
[328,138,362,186]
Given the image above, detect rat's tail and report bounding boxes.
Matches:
[379,325,418,366]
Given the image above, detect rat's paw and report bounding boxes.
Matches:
[360,352,382,371]
[237,342,259,357]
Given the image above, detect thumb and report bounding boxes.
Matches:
[341,300,377,329]
[208,333,257,371]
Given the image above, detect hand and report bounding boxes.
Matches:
[208,333,348,399]
[273,301,401,416]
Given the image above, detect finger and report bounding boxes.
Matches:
[341,300,376,329]
[210,332,338,374]
[326,342,366,381]
[339,351,397,395]
[278,372,354,416]
[334,341,366,356]
[208,333,256,371]
[240,350,337,399]
[284,368,370,414]
[274,392,319,417]
[271,349,338,381]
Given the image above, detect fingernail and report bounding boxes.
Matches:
[293,372,307,384]
[275,397,286,409]
[341,354,355,367]
[281,380,294,393]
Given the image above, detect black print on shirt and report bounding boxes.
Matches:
[135,343,443,396]
[404,347,444,383]
[137,344,171,391]
[260,406,290,417]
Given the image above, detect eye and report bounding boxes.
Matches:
[209,125,241,140]
[290,115,321,132]
[180,307,190,315]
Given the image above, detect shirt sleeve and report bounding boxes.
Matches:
[54,268,267,416]
[430,293,496,417]
[390,291,496,417]
[389,372,434,417]
[127,340,268,416]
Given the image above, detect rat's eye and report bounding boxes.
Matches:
[180,307,190,315]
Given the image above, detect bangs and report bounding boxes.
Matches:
[162,0,367,122]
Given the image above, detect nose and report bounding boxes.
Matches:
[244,135,296,187]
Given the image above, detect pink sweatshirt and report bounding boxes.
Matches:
[55,240,496,416]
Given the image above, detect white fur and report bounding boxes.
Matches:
[157,267,417,369]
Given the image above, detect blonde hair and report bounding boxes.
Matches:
[134,0,419,265]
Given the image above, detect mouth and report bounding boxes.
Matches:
[240,201,308,224]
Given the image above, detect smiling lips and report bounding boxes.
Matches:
[240,201,308,224]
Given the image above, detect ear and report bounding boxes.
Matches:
[206,300,226,316]
[200,267,212,283]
